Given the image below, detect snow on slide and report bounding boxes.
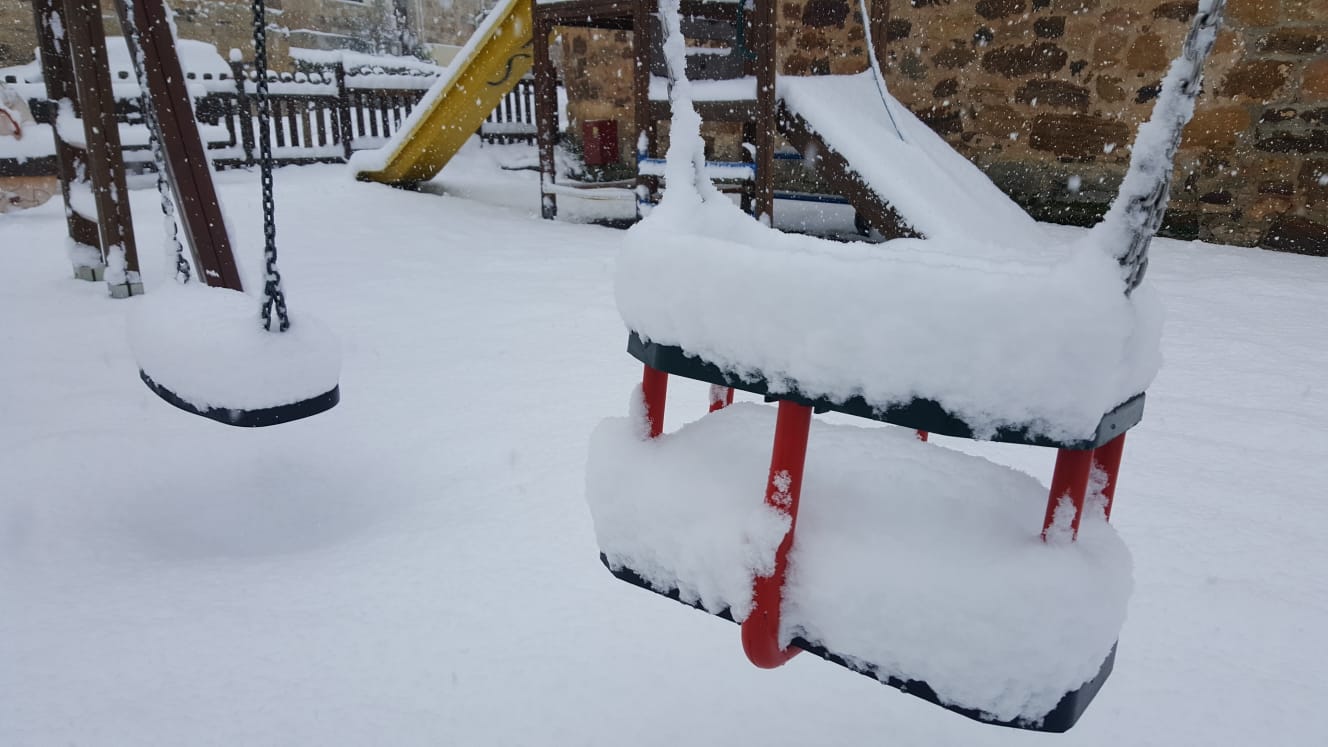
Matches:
[778,73,1048,246]
[587,402,1131,724]
[351,0,532,184]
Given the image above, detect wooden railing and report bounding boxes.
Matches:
[1,62,540,178]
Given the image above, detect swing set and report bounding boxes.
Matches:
[29,0,340,427]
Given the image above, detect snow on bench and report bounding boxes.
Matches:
[587,402,1131,724]
[617,195,1161,443]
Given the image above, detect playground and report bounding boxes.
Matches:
[2,0,1326,744]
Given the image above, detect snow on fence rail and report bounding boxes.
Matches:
[0,62,538,177]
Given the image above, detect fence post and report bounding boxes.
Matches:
[230,57,255,166]
[334,62,353,159]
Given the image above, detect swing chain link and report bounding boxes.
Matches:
[122,0,191,284]
[252,0,290,332]
[1117,0,1225,293]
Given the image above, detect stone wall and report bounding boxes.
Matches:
[884,0,1327,254]
[561,0,1328,254]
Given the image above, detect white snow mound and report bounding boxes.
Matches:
[587,402,1132,724]
[128,282,341,413]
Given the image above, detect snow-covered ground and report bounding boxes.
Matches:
[2,143,1325,745]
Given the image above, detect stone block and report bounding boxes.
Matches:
[1097,75,1127,102]
[1152,1,1199,21]
[1029,113,1131,159]
[1258,29,1328,56]
[1127,33,1172,72]
[802,0,851,28]
[1260,214,1328,256]
[1182,105,1251,149]
[1283,0,1324,22]
[1225,0,1282,27]
[1303,58,1328,101]
[933,77,961,97]
[933,43,978,69]
[977,0,1027,19]
[972,103,1027,138]
[1218,59,1291,99]
[1034,17,1066,38]
[1299,158,1328,202]
[982,43,1068,77]
[1015,79,1091,110]
[1093,32,1128,66]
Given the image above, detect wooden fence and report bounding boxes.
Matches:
[1,62,540,177]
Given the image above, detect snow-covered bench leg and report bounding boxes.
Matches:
[1093,434,1127,521]
[708,384,734,412]
[1042,433,1126,541]
[642,364,669,438]
[742,400,813,668]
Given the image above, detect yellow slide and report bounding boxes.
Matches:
[354,0,533,185]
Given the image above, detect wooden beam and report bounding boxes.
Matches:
[752,0,776,225]
[633,0,659,212]
[115,0,242,291]
[28,0,102,277]
[59,0,141,297]
[869,0,892,79]
[533,17,559,220]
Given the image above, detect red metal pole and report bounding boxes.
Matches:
[1042,448,1094,541]
[916,430,929,442]
[1092,433,1127,521]
[708,384,735,412]
[642,364,668,439]
[741,400,813,668]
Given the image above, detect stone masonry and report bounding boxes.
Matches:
[562,0,1328,255]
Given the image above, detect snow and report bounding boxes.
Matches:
[1,145,1326,745]
[127,282,341,413]
[587,402,1132,723]
[289,47,445,76]
[779,73,1047,246]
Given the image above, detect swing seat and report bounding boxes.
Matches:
[587,403,1129,731]
[128,283,341,427]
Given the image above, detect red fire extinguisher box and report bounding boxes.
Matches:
[581,119,619,167]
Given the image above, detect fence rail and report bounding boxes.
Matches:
[2,62,540,178]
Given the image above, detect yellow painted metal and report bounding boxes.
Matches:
[355,0,534,185]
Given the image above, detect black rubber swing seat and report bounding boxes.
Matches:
[628,332,1145,450]
[139,370,340,427]
[601,556,1116,733]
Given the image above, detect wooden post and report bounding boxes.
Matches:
[334,63,354,159]
[115,0,243,291]
[752,0,776,226]
[59,0,141,298]
[29,0,104,281]
[869,0,892,78]
[532,15,558,220]
[632,0,659,216]
[231,58,256,165]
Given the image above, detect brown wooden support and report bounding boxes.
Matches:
[869,0,892,78]
[532,16,558,220]
[29,0,103,279]
[116,0,243,291]
[632,0,659,214]
[751,0,777,225]
[334,63,354,159]
[59,0,141,298]
[230,59,256,165]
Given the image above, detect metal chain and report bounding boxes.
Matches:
[122,0,191,284]
[251,0,289,332]
[1115,0,1225,293]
